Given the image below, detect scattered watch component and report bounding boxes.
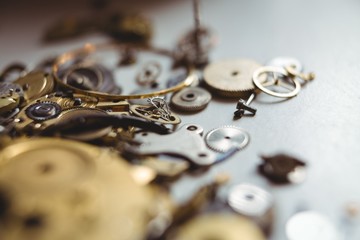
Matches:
[170,213,266,240]
[286,211,341,240]
[139,157,190,180]
[38,108,113,141]
[252,66,315,98]
[266,57,303,73]
[130,97,181,125]
[234,92,257,119]
[0,62,27,82]
[14,71,55,104]
[227,183,274,233]
[258,154,307,184]
[136,61,161,87]
[0,83,22,115]
[203,59,265,98]
[25,102,62,121]
[169,173,230,227]
[173,0,216,67]
[0,138,157,240]
[205,125,250,153]
[127,124,217,166]
[170,87,211,112]
[62,62,121,94]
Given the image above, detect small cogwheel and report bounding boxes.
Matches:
[205,125,250,153]
[171,87,211,112]
[203,59,265,98]
[25,101,62,121]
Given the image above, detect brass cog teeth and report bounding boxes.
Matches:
[203,58,264,98]
[205,125,250,153]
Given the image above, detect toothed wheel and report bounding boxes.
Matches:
[203,59,265,98]
[205,126,250,153]
[25,101,61,121]
[171,87,211,112]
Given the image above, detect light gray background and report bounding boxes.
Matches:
[1,0,360,239]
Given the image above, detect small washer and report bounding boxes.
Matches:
[228,183,273,217]
[205,125,250,153]
[25,101,61,121]
[286,211,340,240]
[171,87,211,112]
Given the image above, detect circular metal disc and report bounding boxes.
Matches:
[205,126,250,152]
[228,183,273,217]
[253,66,301,98]
[266,57,303,72]
[286,211,340,240]
[203,59,264,97]
[172,213,265,240]
[171,87,211,111]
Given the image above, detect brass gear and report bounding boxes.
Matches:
[170,213,265,240]
[203,59,265,98]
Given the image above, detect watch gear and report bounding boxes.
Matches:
[170,87,211,112]
[205,125,250,153]
[25,101,62,121]
[203,59,264,98]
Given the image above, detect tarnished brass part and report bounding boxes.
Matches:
[172,173,230,225]
[0,138,155,240]
[14,93,129,133]
[0,94,20,114]
[139,157,190,179]
[170,213,266,240]
[130,104,181,125]
[203,59,265,98]
[14,71,55,104]
[52,43,196,100]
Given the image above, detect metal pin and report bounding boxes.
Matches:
[234,93,257,119]
[193,0,201,60]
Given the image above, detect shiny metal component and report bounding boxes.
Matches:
[128,124,217,166]
[130,97,181,125]
[258,154,307,184]
[203,59,265,97]
[171,87,211,112]
[228,183,274,232]
[0,83,22,114]
[0,62,27,82]
[267,57,303,72]
[63,62,121,94]
[170,213,266,240]
[53,43,196,100]
[136,61,161,87]
[234,93,257,119]
[252,66,315,98]
[286,211,340,240]
[25,102,62,121]
[205,126,250,153]
[14,71,55,104]
[0,138,156,240]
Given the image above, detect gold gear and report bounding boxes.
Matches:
[171,213,266,240]
[0,138,156,240]
[203,59,265,98]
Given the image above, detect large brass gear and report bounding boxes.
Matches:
[170,213,266,240]
[0,138,161,240]
[203,59,265,98]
